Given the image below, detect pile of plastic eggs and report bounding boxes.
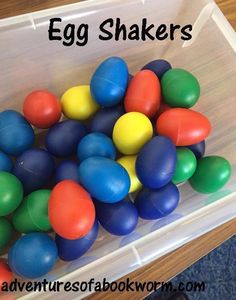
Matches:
[0,57,231,285]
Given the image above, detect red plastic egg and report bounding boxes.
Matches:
[0,259,12,292]
[156,108,211,146]
[23,90,61,129]
[124,70,161,118]
[48,180,95,240]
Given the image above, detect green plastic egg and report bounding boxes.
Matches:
[0,171,23,217]
[172,148,197,184]
[12,189,52,233]
[0,217,13,251]
[189,156,231,193]
[161,68,200,108]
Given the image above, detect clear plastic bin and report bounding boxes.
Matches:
[0,0,236,299]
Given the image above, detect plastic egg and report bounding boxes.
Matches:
[0,259,12,290]
[172,148,197,184]
[77,133,116,162]
[12,189,51,233]
[90,104,124,137]
[0,172,23,217]
[61,85,99,121]
[55,160,79,184]
[46,120,87,157]
[23,90,61,128]
[113,112,153,155]
[55,220,99,261]
[0,110,35,156]
[117,155,142,193]
[49,180,95,239]
[156,108,211,146]
[0,151,13,172]
[141,59,172,79]
[78,157,130,203]
[161,68,200,108]
[189,156,231,193]
[124,70,161,118]
[0,124,35,157]
[95,199,138,236]
[136,136,176,189]
[0,110,27,125]
[8,233,58,279]
[187,140,205,160]
[90,57,129,107]
[134,183,179,220]
[0,218,13,251]
[13,149,55,194]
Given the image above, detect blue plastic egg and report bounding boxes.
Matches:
[8,233,58,279]
[135,183,179,220]
[0,151,13,172]
[0,110,28,126]
[77,133,116,162]
[13,148,55,193]
[78,157,130,203]
[136,136,176,189]
[46,120,87,157]
[95,199,138,236]
[55,160,79,184]
[55,220,99,261]
[187,140,205,160]
[0,110,35,156]
[90,57,129,107]
[90,104,124,137]
[141,59,172,79]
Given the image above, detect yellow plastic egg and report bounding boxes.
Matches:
[117,155,142,193]
[112,112,153,155]
[61,85,99,120]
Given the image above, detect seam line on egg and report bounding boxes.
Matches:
[175,115,182,146]
[93,76,126,93]
[27,199,44,231]
[15,161,46,181]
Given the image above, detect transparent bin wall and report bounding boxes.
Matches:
[0,0,236,299]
